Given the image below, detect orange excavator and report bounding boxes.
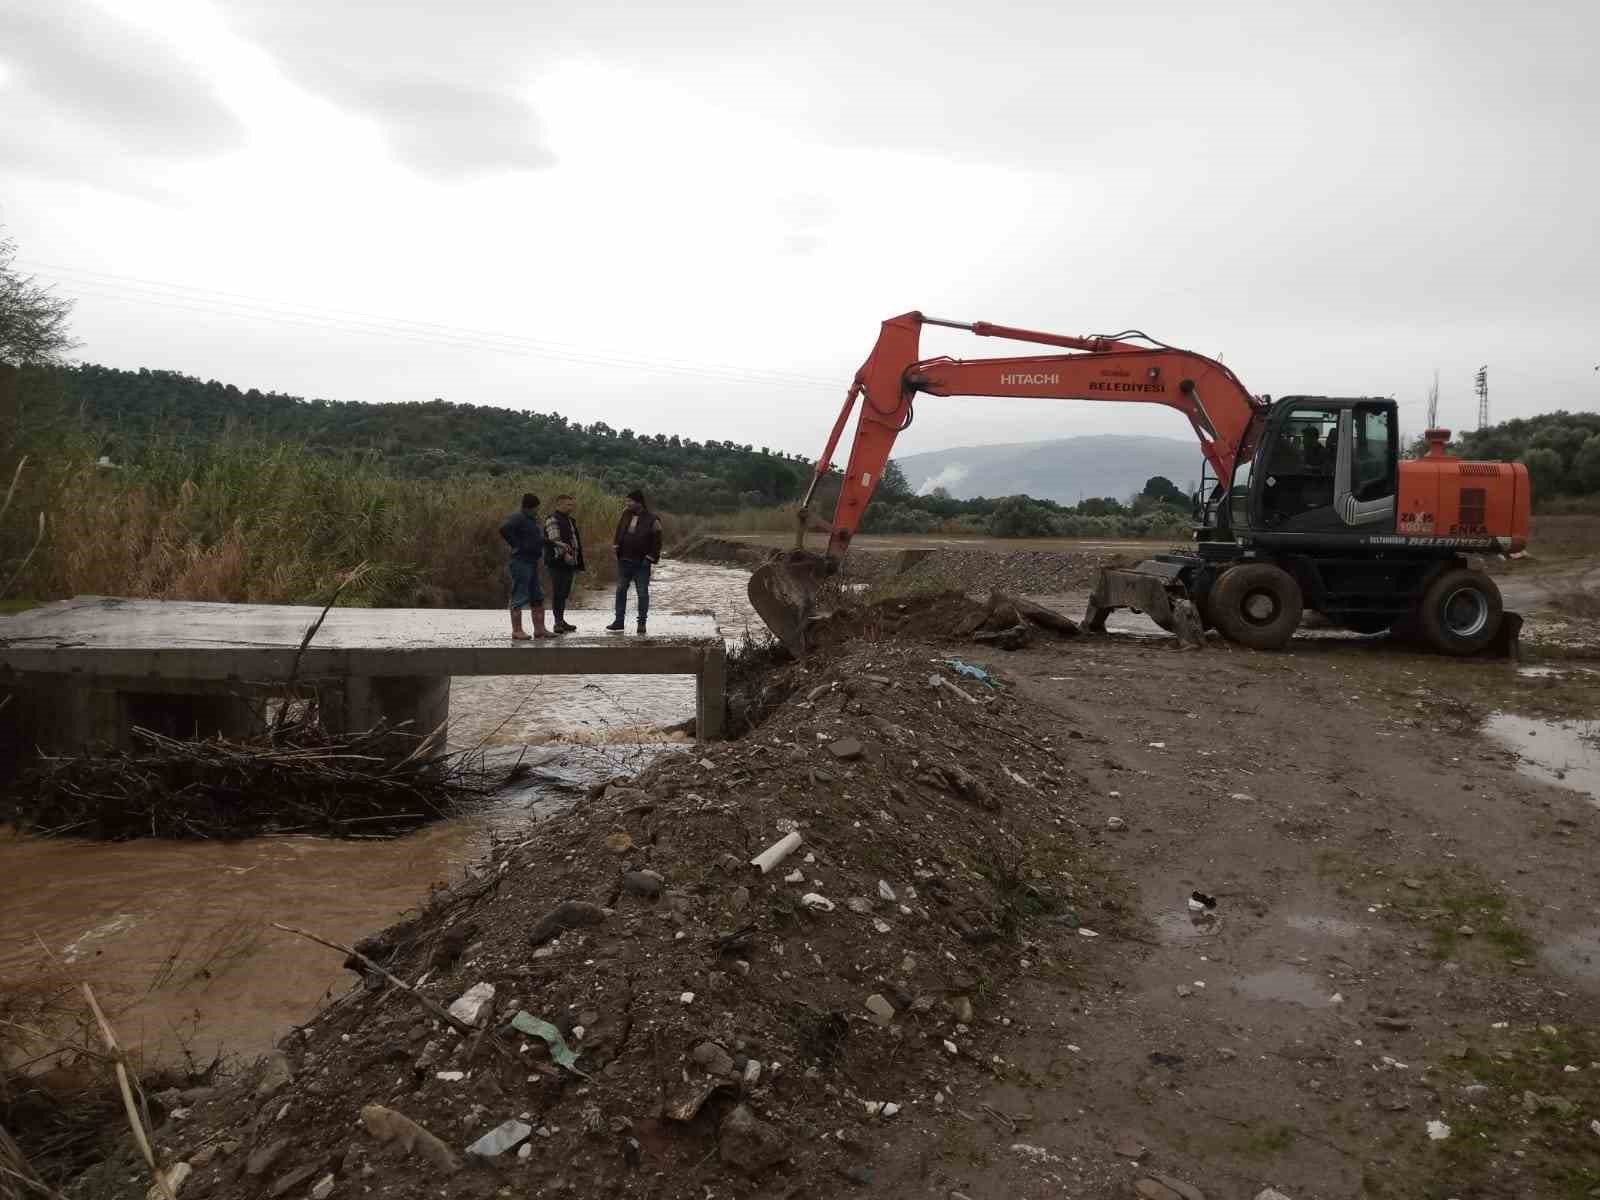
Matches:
[750,312,1529,656]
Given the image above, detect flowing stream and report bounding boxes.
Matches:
[0,561,759,1065]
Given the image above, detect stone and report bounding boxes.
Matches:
[743,1059,762,1086]
[267,1162,319,1197]
[246,1138,291,1177]
[949,996,974,1024]
[310,1174,335,1200]
[865,994,896,1025]
[528,901,610,947]
[466,1119,533,1157]
[718,1105,789,1174]
[845,897,874,915]
[877,879,897,902]
[254,1052,292,1098]
[359,1105,460,1175]
[1373,1016,1412,1031]
[827,738,864,761]
[1134,1181,1183,1200]
[1114,1133,1146,1160]
[605,831,635,852]
[692,1042,736,1076]
[1153,1176,1206,1200]
[1106,816,1128,832]
[731,886,750,912]
[447,982,495,1026]
[621,870,663,899]
[1254,1191,1294,1200]
[189,1145,219,1170]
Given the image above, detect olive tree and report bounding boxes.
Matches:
[0,230,77,366]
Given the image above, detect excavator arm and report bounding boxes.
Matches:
[805,311,1265,557]
[751,311,1268,653]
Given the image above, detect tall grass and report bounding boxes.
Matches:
[0,438,627,608]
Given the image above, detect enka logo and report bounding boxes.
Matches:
[1001,372,1060,385]
[1088,381,1166,393]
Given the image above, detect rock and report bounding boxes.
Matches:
[845,897,874,915]
[621,870,663,899]
[1106,816,1128,832]
[189,1145,220,1169]
[800,893,835,912]
[1153,1176,1206,1200]
[718,1105,789,1174]
[466,1119,532,1157]
[267,1162,319,1197]
[743,1059,762,1086]
[246,1138,291,1177]
[605,831,635,853]
[1175,984,1193,998]
[310,1174,335,1200]
[447,982,495,1026]
[692,1042,736,1076]
[877,879,897,902]
[828,738,864,761]
[1134,1181,1183,1200]
[1401,878,1422,890]
[1373,1016,1412,1031]
[254,1052,292,1098]
[1114,1133,1146,1160]
[865,994,896,1025]
[949,996,974,1024]
[731,886,750,912]
[359,1105,460,1175]
[1254,1191,1294,1200]
[528,901,610,947]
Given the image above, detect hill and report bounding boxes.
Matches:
[895,434,1203,504]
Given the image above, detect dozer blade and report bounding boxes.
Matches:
[748,551,832,657]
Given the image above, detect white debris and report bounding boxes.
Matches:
[679,992,695,1005]
[1329,993,1345,1005]
[943,1040,959,1055]
[877,880,897,902]
[872,919,892,934]
[447,982,495,1026]
[466,1119,534,1157]
[435,1071,466,1082]
[1426,1119,1451,1141]
[1078,928,1099,938]
[1010,1143,1063,1165]
[800,893,835,912]
[783,869,805,884]
[743,1060,762,1086]
[752,831,804,875]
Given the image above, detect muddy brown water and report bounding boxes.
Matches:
[1,561,758,1065]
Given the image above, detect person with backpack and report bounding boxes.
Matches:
[543,493,585,633]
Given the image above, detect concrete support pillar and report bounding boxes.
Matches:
[696,643,726,741]
[329,675,451,750]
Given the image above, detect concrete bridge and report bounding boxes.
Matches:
[0,597,726,753]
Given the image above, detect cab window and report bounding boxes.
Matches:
[1353,404,1396,501]
[1261,404,1338,526]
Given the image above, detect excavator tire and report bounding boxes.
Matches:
[1417,567,1503,655]
[1210,563,1303,651]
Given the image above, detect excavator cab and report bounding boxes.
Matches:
[1230,397,1399,540]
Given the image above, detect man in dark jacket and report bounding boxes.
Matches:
[606,489,661,635]
[543,493,584,633]
[499,492,550,640]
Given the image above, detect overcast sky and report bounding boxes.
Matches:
[2,0,1595,461]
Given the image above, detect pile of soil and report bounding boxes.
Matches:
[75,638,1118,1200]
[882,548,1145,596]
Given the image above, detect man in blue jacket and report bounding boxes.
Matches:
[499,493,550,640]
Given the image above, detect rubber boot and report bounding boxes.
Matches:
[636,621,647,636]
[531,608,552,639]
[510,609,531,641]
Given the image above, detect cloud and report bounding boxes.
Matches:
[917,464,969,495]
[0,0,244,159]
[215,1,555,178]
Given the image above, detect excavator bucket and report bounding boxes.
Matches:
[748,551,832,657]
[1084,560,1204,647]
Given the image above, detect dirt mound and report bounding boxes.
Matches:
[672,536,771,566]
[100,641,1116,1200]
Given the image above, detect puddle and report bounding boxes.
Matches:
[1285,913,1365,940]
[1518,666,1599,679]
[1232,966,1334,1007]
[1540,928,1600,985]
[1483,712,1600,802]
[1153,910,1222,942]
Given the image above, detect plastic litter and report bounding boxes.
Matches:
[511,1012,580,1071]
[942,659,998,688]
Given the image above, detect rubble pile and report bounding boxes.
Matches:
[90,639,1116,1200]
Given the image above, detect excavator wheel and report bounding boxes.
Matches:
[1209,563,1303,651]
[1417,567,1503,655]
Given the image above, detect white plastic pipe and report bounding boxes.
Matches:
[750,831,803,874]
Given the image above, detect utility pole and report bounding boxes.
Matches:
[1475,365,1489,430]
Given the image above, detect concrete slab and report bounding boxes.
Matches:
[0,597,727,749]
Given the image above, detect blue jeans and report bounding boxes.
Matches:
[508,559,543,609]
[615,558,651,623]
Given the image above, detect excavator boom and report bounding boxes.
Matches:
[751,312,1266,651]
